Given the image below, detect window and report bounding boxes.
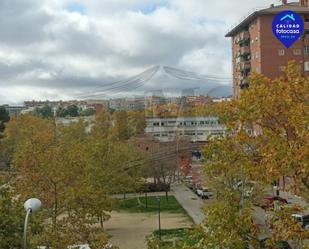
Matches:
[256,51,259,59]
[305,15,309,22]
[255,37,258,41]
[184,132,196,136]
[304,45,309,55]
[304,61,309,72]
[278,49,285,56]
[293,49,301,55]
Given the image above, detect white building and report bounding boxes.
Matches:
[145,117,226,142]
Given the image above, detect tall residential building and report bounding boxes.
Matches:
[226,0,309,98]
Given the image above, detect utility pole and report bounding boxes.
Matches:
[156,196,161,240]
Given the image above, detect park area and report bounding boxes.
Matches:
[104,195,193,249]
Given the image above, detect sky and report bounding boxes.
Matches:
[0,0,277,104]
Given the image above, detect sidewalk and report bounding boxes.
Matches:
[171,182,205,224]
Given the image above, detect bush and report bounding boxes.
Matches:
[142,183,170,192]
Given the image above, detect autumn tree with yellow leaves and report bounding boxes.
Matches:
[1,111,144,248]
[148,61,309,248]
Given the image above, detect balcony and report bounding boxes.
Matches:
[239,31,250,40]
[240,78,250,89]
[240,61,251,72]
[238,31,250,47]
[240,46,250,55]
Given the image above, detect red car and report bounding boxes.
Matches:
[255,195,288,210]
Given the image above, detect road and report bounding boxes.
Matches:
[171,182,205,224]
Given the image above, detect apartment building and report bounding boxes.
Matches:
[226,0,309,98]
[145,117,226,142]
[3,105,26,117]
[109,97,145,111]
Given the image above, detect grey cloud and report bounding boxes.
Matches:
[0,0,53,46]
[2,0,268,103]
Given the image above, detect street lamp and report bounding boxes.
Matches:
[156,196,161,240]
[23,198,42,249]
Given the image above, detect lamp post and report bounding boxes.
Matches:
[23,198,42,249]
[156,196,161,240]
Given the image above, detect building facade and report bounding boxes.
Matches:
[3,105,26,117]
[145,117,226,142]
[226,0,309,98]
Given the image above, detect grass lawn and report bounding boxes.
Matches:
[148,228,196,248]
[153,228,192,239]
[119,195,186,214]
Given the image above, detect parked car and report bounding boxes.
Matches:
[183,176,193,183]
[254,195,288,210]
[196,187,213,199]
[292,214,309,229]
[188,183,198,195]
[259,238,291,249]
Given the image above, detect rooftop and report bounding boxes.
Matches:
[226,1,309,37]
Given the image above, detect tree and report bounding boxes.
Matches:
[127,110,146,136]
[66,104,79,117]
[3,114,143,248]
[79,108,96,116]
[148,61,309,248]
[0,180,42,249]
[32,105,53,118]
[200,61,309,247]
[0,106,10,133]
[114,111,130,140]
[1,108,143,247]
[0,182,24,249]
[56,107,69,117]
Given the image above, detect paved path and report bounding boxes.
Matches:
[171,182,205,224]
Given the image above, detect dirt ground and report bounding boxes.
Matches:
[104,211,193,249]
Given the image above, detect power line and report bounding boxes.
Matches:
[76,65,231,99]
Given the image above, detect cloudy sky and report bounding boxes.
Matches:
[0,0,277,104]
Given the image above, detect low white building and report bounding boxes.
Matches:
[145,117,226,142]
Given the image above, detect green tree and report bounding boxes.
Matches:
[0,183,24,249]
[0,180,42,249]
[0,106,10,133]
[32,105,53,119]
[56,107,69,117]
[66,104,79,117]
[79,108,96,116]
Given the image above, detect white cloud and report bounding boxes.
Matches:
[0,0,276,104]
